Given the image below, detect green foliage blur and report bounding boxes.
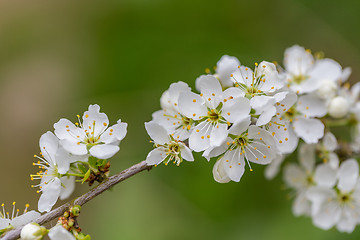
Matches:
[1,0,360,239]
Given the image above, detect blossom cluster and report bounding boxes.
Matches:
[145,45,360,233]
[1,104,127,239]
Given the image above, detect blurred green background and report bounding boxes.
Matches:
[1,0,360,239]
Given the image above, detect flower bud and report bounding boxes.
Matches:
[20,222,47,240]
[213,158,231,183]
[317,80,337,99]
[328,96,349,118]
[71,205,81,217]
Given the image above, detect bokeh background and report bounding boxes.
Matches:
[1,0,360,239]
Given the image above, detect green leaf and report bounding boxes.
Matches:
[96,159,107,167]
[78,164,87,174]
[82,169,91,184]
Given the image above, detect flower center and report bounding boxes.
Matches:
[292,74,308,84]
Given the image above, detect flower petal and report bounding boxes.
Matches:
[82,104,109,137]
[314,163,337,188]
[39,131,59,166]
[146,148,167,165]
[38,178,61,213]
[60,139,88,156]
[89,144,120,159]
[59,176,75,200]
[179,144,194,162]
[48,225,76,240]
[188,121,211,152]
[337,159,359,192]
[144,122,169,145]
[293,117,324,144]
[210,123,228,147]
[223,148,245,182]
[11,211,41,228]
[297,94,327,118]
[100,120,127,144]
[222,97,250,123]
[216,55,240,88]
[178,92,207,120]
[213,157,231,183]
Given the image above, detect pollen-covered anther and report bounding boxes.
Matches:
[193,99,196,103]
[201,136,204,139]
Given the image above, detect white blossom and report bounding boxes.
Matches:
[0,203,40,231]
[145,122,194,166]
[48,225,75,240]
[328,96,350,118]
[54,104,127,159]
[20,222,47,240]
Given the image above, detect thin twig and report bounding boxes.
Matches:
[1,160,152,240]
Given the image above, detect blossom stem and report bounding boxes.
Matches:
[1,160,152,240]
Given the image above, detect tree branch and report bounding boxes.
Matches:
[1,160,152,240]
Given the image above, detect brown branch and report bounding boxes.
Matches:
[2,160,152,240]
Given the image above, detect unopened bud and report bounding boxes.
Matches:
[64,211,69,218]
[328,96,349,118]
[71,205,81,217]
[20,222,47,240]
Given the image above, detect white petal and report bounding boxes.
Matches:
[336,206,358,233]
[264,154,284,180]
[210,123,228,147]
[55,147,72,174]
[229,117,250,135]
[293,191,311,217]
[298,143,316,172]
[293,117,324,144]
[306,187,336,216]
[82,104,109,137]
[167,81,191,107]
[188,121,211,152]
[283,164,307,190]
[39,131,59,165]
[202,140,229,161]
[276,125,298,154]
[314,163,337,188]
[38,178,61,213]
[222,87,245,100]
[284,45,314,76]
[222,97,250,123]
[223,148,245,182]
[213,157,231,183]
[60,139,88,156]
[308,58,342,83]
[146,148,167,165]
[297,94,327,118]
[0,218,10,230]
[179,144,194,162]
[54,119,86,140]
[100,121,127,144]
[338,159,359,192]
[248,125,276,147]
[312,201,341,230]
[323,132,337,151]
[276,91,298,112]
[256,106,276,126]
[250,95,275,113]
[48,225,76,240]
[216,55,240,88]
[11,211,41,228]
[245,142,274,165]
[89,144,120,159]
[178,92,207,120]
[59,176,75,200]
[328,153,339,169]
[144,122,169,145]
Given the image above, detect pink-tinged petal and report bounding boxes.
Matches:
[82,104,109,137]
[293,117,324,144]
[284,45,314,76]
[146,148,167,165]
[314,164,337,188]
[213,157,231,183]
[145,122,169,145]
[178,92,207,120]
[210,123,228,147]
[308,58,342,82]
[89,144,120,159]
[11,211,41,228]
[48,225,76,240]
[60,139,88,156]
[59,176,75,200]
[338,159,359,192]
[179,143,194,162]
[39,131,59,165]
[297,94,327,118]
[223,148,245,182]
[38,178,61,213]
[100,121,127,144]
[188,121,211,152]
[222,97,250,123]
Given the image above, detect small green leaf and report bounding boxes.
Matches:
[82,169,91,184]
[78,164,87,174]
